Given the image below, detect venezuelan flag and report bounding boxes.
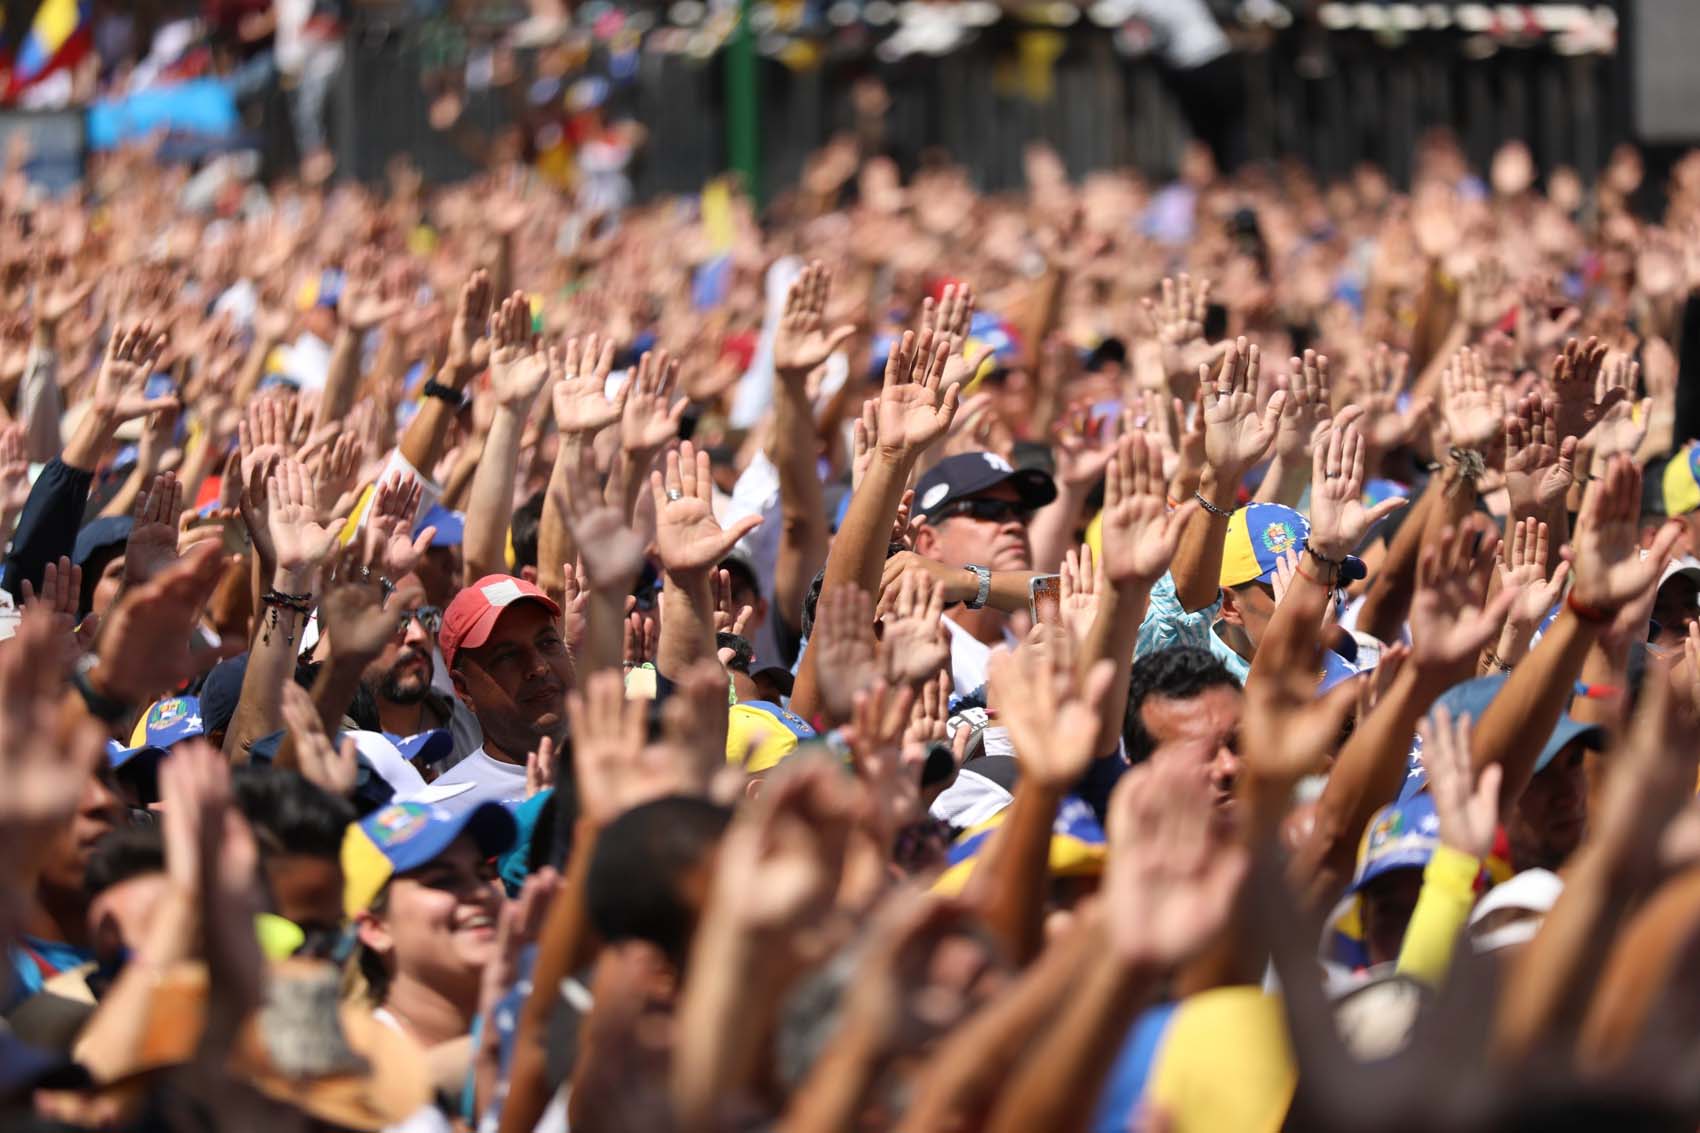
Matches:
[10,0,91,95]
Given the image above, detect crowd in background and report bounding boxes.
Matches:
[1,86,1700,1133]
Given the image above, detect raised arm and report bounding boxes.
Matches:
[537,334,621,608]
[652,441,761,679]
[398,270,491,479]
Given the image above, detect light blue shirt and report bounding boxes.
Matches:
[1133,572,1250,683]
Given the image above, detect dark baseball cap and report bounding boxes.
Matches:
[914,452,1057,522]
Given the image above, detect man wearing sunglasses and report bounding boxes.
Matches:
[360,573,483,776]
[910,451,1058,698]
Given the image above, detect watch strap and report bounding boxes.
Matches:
[965,565,992,610]
[421,379,469,409]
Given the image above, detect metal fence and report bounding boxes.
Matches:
[334,16,1627,199]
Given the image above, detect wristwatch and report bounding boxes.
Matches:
[963,565,992,610]
[421,379,469,409]
[73,654,130,725]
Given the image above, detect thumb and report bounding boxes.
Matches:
[1364,497,1409,526]
[826,325,855,355]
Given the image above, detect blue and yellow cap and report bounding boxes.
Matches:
[1351,793,1440,894]
[1658,442,1700,517]
[934,795,1106,896]
[341,800,517,919]
[1220,503,1310,589]
[727,700,816,773]
[121,695,206,756]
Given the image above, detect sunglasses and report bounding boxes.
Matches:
[936,498,1032,526]
[397,606,443,635]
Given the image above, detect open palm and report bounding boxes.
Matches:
[773,261,855,378]
[650,441,760,577]
[552,335,621,435]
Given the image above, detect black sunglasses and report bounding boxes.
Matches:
[936,498,1032,525]
[398,606,443,634]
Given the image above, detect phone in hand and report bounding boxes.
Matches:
[1029,574,1062,626]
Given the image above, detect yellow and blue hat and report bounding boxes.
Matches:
[1657,441,1700,516]
[341,800,517,919]
[115,696,206,766]
[1220,503,1310,589]
[934,794,1106,896]
[727,700,817,773]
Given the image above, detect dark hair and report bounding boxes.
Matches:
[232,767,357,859]
[1122,647,1240,764]
[83,824,166,901]
[510,489,546,572]
[587,796,732,967]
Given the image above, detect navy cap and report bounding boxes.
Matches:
[914,452,1057,522]
[197,654,249,736]
[1433,674,1605,777]
[72,516,133,567]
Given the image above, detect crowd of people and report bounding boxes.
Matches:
[1,123,1700,1132]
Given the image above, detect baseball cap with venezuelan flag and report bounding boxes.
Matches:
[341,800,517,919]
[1220,503,1310,589]
[934,795,1105,896]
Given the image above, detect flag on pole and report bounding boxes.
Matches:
[10,0,92,96]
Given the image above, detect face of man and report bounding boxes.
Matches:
[1651,575,1700,649]
[915,482,1033,573]
[40,770,124,896]
[1507,742,1589,872]
[451,602,572,761]
[363,575,434,704]
[1220,582,1277,655]
[1142,684,1243,824]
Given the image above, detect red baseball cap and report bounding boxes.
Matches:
[439,575,562,671]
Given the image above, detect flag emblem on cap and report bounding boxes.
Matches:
[369,803,432,847]
[150,698,191,727]
[1262,521,1298,556]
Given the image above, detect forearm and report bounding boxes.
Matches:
[316,326,363,429]
[1476,609,1597,810]
[657,571,715,679]
[1295,665,1448,912]
[776,1021,887,1133]
[233,332,283,403]
[95,447,161,520]
[984,928,1155,1133]
[770,387,829,629]
[1084,580,1152,757]
[1170,467,1235,612]
[976,781,1064,968]
[499,816,600,1133]
[174,420,220,512]
[223,567,315,764]
[310,653,371,744]
[1252,452,1309,506]
[461,409,525,584]
[16,343,60,463]
[579,589,625,678]
[1357,478,1439,643]
[1027,485,1083,574]
[62,404,118,474]
[672,913,781,1133]
[1570,639,1631,730]
[536,437,586,606]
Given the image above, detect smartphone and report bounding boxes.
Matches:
[1029,574,1062,626]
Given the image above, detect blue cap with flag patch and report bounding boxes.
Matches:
[1352,792,1440,893]
[342,800,517,918]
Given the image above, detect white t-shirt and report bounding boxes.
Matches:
[407,746,526,813]
[941,614,1019,701]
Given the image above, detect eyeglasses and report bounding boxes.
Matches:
[397,606,443,635]
[936,498,1033,526]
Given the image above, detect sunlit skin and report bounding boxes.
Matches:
[1143,684,1243,824]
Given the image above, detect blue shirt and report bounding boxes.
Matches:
[1134,573,1250,683]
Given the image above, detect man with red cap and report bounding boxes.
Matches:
[411,575,570,812]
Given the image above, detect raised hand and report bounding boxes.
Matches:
[1145,273,1220,383]
[711,568,754,638]
[812,584,880,724]
[311,431,365,521]
[339,247,406,331]
[1550,335,1614,441]
[876,568,949,688]
[1497,517,1569,632]
[551,333,621,435]
[567,670,701,825]
[650,440,761,578]
[0,423,29,517]
[1098,433,1198,588]
[1419,705,1501,861]
[1580,386,1649,463]
[773,260,855,379]
[281,682,359,797]
[487,291,553,410]
[1408,518,1519,674]
[93,321,174,422]
[1103,753,1247,970]
[1307,410,1406,562]
[986,626,1115,788]
[847,680,925,843]
[1051,404,1116,490]
[362,473,433,579]
[923,282,986,390]
[265,458,337,575]
[556,442,645,592]
[526,735,559,799]
[1200,337,1282,477]
[1271,349,1332,462]
[88,542,241,704]
[1570,454,1682,614]
[876,329,961,458]
[1503,394,1577,515]
[19,555,83,673]
[238,395,293,489]
[444,269,493,380]
[619,348,688,456]
[1437,346,1503,455]
[1360,344,1428,453]
[320,559,402,659]
[1058,542,1101,646]
[122,470,184,588]
[711,757,858,933]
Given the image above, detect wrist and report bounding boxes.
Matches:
[1197,466,1239,510]
[271,566,315,593]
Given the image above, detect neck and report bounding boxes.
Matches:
[481,736,525,765]
[382,969,478,1046]
[376,696,431,739]
[1213,619,1255,663]
[28,885,89,949]
[947,605,1007,646]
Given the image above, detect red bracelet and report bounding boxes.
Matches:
[1565,592,1615,625]
[1293,559,1332,589]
